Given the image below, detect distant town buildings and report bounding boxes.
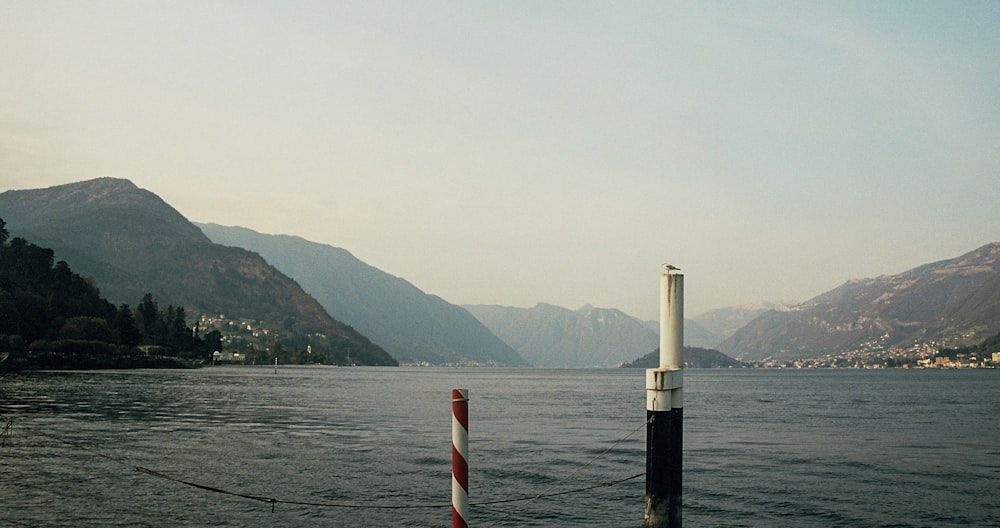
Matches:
[751,344,997,369]
[199,314,324,364]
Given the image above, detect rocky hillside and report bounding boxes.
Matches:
[0,178,395,366]
[197,223,527,366]
[718,242,1000,362]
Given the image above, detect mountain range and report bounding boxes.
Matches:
[463,303,657,367]
[0,178,395,366]
[719,242,1000,361]
[194,226,747,368]
[3,178,995,367]
[196,223,527,366]
[463,302,763,368]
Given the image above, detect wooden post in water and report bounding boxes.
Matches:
[452,389,469,528]
[644,267,683,527]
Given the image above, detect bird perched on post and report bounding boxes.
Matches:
[662,263,680,273]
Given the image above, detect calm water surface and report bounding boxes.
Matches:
[1,367,998,527]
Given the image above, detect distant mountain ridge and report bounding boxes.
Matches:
[688,301,795,346]
[465,302,743,368]
[719,242,1000,361]
[632,301,794,349]
[639,317,721,349]
[197,223,527,366]
[0,178,395,366]
[464,303,657,368]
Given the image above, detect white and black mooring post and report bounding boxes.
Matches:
[644,267,683,528]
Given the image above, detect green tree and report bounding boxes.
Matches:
[0,288,20,335]
[59,316,114,342]
[164,305,195,355]
[169,306,188,340]
[202,329,222,356]
[48,260,114,323]
[136,293,163,344]
[113,303,141,347]
[1,237,54,287]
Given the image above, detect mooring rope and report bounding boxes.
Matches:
[3,414,646,515]
[134,464,645,511]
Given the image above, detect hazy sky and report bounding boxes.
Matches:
[2,1,998,320]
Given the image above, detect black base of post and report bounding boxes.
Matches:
[643,407,682,528]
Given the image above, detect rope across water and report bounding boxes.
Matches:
[2,413,646,516]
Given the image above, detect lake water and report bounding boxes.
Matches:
[1,367,998,527]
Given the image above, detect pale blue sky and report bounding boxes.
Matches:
[1,1,998,319]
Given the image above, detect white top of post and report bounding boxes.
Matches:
[659,270,683,370]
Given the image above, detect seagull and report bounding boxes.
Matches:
[662,263,680,273]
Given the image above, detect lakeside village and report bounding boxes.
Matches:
[200,314,998,369]
[196,314,497,367]
[197,314,318,364]
[753,335,1000,369]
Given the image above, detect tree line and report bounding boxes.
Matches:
[0,217,218,366]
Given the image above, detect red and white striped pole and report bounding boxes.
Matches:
[452,388,469,528]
